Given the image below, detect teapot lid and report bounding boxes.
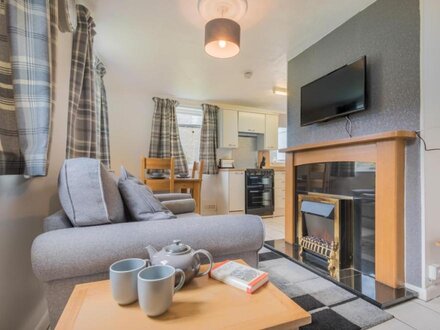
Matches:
[165,240,191,254]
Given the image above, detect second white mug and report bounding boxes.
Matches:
[137,265,185,316]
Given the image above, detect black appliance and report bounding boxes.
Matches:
[301,56,367,126]
[245,169,274,216]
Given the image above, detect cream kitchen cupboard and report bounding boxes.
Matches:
[218,109,239,148]
[217,170,245,214]
[264,114,279,150]
[238,112,265,134]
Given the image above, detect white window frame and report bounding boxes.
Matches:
[176,106,203,169]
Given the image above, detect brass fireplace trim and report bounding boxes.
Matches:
[297,194,341,279]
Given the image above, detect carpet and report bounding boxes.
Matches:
[258,248,393,330]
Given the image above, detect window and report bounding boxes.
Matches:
[176,107,203,168]
[270,127,287,164]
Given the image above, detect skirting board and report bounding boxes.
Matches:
[406,282,440,301]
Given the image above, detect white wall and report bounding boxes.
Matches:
[0,32,72,329]
[420,0,440,299]
[106,87,154,176]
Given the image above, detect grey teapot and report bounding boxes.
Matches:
[146,240,213,285]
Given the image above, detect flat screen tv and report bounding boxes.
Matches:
[300,56,367,126]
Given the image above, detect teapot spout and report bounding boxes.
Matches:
[145,245,157,258]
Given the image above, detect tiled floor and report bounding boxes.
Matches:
[263,216,440,330]
[372,298,440,329]
[263,216,285,241]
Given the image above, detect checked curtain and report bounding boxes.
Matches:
[148,97,188,174]
[66,5,110,167]
[94,57,110,168]
[0,0,56,176]
[199,103,219,174]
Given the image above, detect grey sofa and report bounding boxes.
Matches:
[31,193,265,326]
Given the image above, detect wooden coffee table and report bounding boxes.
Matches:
[56,260,311,330]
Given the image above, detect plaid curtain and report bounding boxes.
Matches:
[66,5,98,160]
[148,97,188,174]
[200,104,219,174]
[0,0,21,174]
[0,0,54,176]
[94,57,110,168]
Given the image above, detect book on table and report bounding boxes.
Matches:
[209,260,269,293]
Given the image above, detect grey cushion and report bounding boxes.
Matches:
[118,167,176,221]
[31,214,265,282]
[154,193,192,202]
[176,212,201,218]
[58,158,125,227]
[43,210,73,232]
[161,199,196,215]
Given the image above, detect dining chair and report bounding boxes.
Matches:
[191,160,205,180]
[140,157,175,192]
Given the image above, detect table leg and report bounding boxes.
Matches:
[193,182,201,214]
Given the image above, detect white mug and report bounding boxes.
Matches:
[109,258,148,305]
[138,265,185,316]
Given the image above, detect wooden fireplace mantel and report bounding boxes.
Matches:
[282,130,416,288]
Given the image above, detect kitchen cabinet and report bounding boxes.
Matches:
[218,109,239,148]
[274,170,286,216]
[238,112,265,134]
[217,170,245,214]
[264,114,279,150]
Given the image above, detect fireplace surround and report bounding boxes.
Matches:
[281,130,416,289]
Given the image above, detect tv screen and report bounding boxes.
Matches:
[301,56,366,126]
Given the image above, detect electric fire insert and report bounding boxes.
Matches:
[297,193,353,279]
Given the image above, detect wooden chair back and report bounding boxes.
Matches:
[140,157,175,192]
[191,160,204,180]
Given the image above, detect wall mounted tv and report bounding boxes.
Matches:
[300,56,367,126]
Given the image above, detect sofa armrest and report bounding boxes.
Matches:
[161,199,195,215]
[154,193,192,202]
[32,214,264,282]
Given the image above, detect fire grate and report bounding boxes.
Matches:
[300,236,337,258]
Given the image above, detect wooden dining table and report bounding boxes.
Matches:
[174,177,202,214]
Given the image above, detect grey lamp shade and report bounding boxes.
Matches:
[204,18,240,58]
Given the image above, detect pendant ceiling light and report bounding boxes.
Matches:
[205,18,240,58]
[198,0,248,59]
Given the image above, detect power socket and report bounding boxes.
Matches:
[428,264,440,281]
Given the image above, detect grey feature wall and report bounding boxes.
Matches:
[287,0,421,286]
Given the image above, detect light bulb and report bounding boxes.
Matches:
[218,40,227,48]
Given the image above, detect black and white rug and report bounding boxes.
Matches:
[258,248,393,330]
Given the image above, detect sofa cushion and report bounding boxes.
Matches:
[154,193,192,202]
[58,158,125,227]
[43,210,73,232]
[176,212,201,219]
[118,167,176,221]
[161,199,196,215]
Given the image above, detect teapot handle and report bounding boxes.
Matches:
[193,249,213,277]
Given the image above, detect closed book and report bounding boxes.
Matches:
[209,260,269,294]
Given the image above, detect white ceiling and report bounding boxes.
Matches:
[91,0,376,112]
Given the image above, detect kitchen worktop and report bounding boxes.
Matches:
[218,167,285,172]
